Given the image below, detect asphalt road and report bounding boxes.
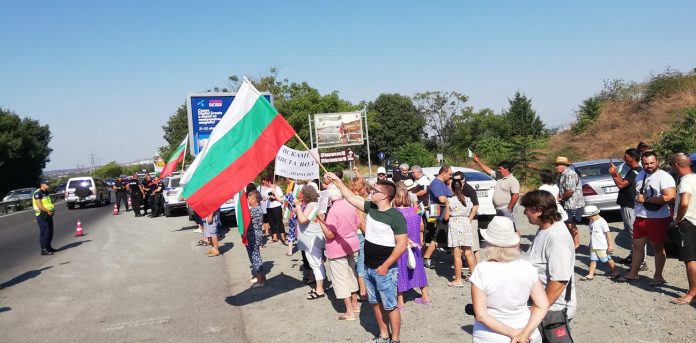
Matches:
[0,201,112,284]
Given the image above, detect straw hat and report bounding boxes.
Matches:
[554,156,571,165]
[480,216,519,247]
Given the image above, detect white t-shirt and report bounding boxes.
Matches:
[539,184,568,222]
[539,184,560,201]
[676,173,696,225]
[416,175,431,187]
[469,259,542,343]
[525,221,577,318]
[260,185,283,209]
[589,217,610,249]
[634,169,676,218]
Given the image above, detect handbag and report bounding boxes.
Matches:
[406,245,417,269]
[639,175,664,212]
[539,278,574,343]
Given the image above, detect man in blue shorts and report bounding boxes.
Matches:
[325,172,407,343]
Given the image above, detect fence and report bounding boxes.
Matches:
[0,193,64,216]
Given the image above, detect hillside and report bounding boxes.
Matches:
[542,71,696,164]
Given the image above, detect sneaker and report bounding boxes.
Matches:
[369,337,390,343]
[424,259,434,269]
[194,228,203,233]
[639,262,649,272]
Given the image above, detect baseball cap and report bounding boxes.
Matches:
[377,167,387,175]
[40,179,51,185]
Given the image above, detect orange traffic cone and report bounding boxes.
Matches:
[113,203,119,215]
[75,219,84,236]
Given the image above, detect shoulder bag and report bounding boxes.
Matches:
[539,278,574,343]
[639,174,664,212]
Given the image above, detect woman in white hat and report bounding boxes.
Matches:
[469,216,548,343]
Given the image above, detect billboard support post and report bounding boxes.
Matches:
[363,107,372,180]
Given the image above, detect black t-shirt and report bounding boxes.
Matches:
[392,172,415,184]
[128,179,141,195]
[114,180,127,193]
[617,167,642,208]
[463,183,479,206]
[153,180,164,194]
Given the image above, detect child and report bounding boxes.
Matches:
[246,190,266,288]
[581,205,620,280]
[203,211,221,257]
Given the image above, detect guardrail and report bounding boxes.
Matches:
[0,193,64,216]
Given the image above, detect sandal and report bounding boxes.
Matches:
[580,276,594,281]
[609,273,621,280]
[447,281,465,288]
[649,279,666,287]
[336,314,356,321]
[250,282,265,288]
[615,276,639,283]
[414,298,432,306]
[196,240,210,246]
[307,292,326,300]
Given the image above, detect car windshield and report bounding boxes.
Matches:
[169,178,180,188]
[68,180,93,188]
[17,189,33,195]
[462,171,493,182]
[574,162,625,178]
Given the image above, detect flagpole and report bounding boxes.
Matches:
[294,133,329,174]
[181,136,188,174]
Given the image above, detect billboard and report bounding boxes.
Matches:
[313,112,364,149]
[186,92,273,156]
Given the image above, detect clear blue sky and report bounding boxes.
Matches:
[1,0,694,170]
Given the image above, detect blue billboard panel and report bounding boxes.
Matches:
[186,92,272,156]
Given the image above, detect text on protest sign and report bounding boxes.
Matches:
[274,145,320,180]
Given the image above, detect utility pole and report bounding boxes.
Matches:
[89,152,97,173]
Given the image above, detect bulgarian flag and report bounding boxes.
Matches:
[235,190,250,245]
[307,205,320,222]
[160,135,188,179]
[181,79,296,217]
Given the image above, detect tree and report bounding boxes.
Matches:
[159,103,192,162]
[392,142,437,168]
[450,107,511,155]
[571,96,603,134]
[366,94,425,161]
[503,91,546,138]
[413,91,469,153]
[653,107,696,163]
[0,108,52,195]
[92,161,123,178]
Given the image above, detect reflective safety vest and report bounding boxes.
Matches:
[33,189,55,216]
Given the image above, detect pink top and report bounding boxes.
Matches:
[324,198,361,259]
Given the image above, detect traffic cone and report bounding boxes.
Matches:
[75,219,84,236]
[113,203,119,215]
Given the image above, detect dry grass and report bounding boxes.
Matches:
[542,90,696,162]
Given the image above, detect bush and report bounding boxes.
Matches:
[642,69,696,104]
[392,142,437,167]
[571,96,604,134]
[652,107,696,163]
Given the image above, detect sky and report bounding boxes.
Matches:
[1,0,694,170]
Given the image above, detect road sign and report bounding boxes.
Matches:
[377,151,385,161]
[319,149,355,163]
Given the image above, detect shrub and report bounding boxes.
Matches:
[571,96,604,134]
[392,142,437,167]
[652,107,696,163]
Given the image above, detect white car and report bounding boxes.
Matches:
[163,175,186,217]
[3,188,34,202]
[64,176,111,209]
[419,166,497,216]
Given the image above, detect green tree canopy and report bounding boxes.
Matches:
[92,161,123,179]
[413,91,469,153]
[504,91,546,138]
[0,108,52,195]
[366,93,425,161]
[392,142,437,168]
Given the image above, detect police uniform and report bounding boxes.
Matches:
[114,177,129,211]
[33,183,55,255]
[128,176,144,217]
[150,178,165,217]
[142,176,154,215]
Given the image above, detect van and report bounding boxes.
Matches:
[65,176,111,209]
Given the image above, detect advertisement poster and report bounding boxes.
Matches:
[186,92,273,156]
[314,112,363,149]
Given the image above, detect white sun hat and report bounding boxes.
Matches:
[480,216,519,247]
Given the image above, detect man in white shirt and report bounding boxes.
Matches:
[671,153,696,305]
[619,151,676,285]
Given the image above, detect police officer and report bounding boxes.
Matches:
[142,174,154,215]
[33,180,56,255]
[149,177,165,217]
[127,173,144,217]
[113,176,129,212]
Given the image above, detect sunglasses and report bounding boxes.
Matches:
[369,188,384,195]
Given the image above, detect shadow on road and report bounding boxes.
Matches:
[56,240,92,252]
[219,242,235,254]
[0,307,11,313]
[1,266,53,288]
[460,324,473,335]
[225,272,304,306]
[172,225,198,232]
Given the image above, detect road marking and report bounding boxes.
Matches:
[101,316,171,332]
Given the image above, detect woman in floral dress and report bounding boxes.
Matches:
[445,171,478,287]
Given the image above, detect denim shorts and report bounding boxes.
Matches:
[356,233,365,277]
[364,266,398,310]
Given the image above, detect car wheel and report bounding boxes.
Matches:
[164,206,171,217]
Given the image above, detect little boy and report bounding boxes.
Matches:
[246,190,266,287]
[581,205,620,280]
[204,211,221,257]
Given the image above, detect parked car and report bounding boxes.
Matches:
[570,159,628,213]
[3,188,35,202]
[186,193,239,221]
[163,175,185,217]
[419,166,497,216]
[64,176,111,209]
